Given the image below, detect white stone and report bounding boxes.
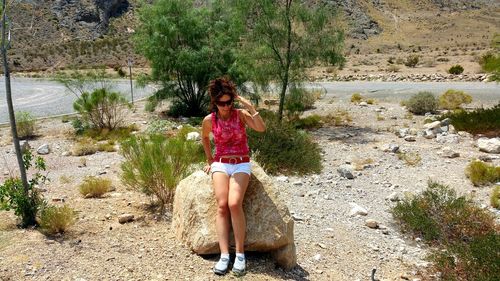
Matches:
[477,137,500,154]
[365,219,379,229]
[37,144,50,155]
[349,203,368,216]
[423,121,441,130]
[186,132,201,141]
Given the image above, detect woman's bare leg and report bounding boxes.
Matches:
[213,172,231,254]
[228,173,250,253]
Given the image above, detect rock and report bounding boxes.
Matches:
[349,203,368,216]
[37,144,50,155]
[423,129,435,139]
[118,214,134,224]
[423,121,441,130]
[397,128,409,138]
[172,162,296,270]
[436,134,459,144]
[477,137,500,154]
[365,219,379,229]
[478,155,500,162]
[448,124,456,134]
[441,118,451,126]
[61,151,71,156]
[404,136,416,142]
[276,176,289,182]
[20,140,31,154]
[337,164,354,179]
[382,144,399,153]
[386,192,399,201]
[441,147,460,158]
[359,101,368,107]
[186,132,201,141]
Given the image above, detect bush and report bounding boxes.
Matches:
[120,133,204,212]
[350,93,363,103]
[78,176,112,198]
[15,111,36,139]
[439,89,472,110]
[39,204,76,235]
[441,103,500,135]
[284,87,317,120]
[448,64,464,75]
[293,114,323,130]
[491,185,500,209]
[247,110,322,175]
[479,52,500,81]
[0,151,47,227]
[73,88,131,130]
[404,55,419,67]
[465,160,500,186]
[406,92,438,115]
[392,181,497,243]
[397,152,421,166]
[71,118,87,135]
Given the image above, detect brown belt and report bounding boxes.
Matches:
[215,156,250,164]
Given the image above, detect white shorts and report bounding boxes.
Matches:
[211,161,252,177]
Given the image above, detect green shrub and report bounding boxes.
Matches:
[448,64,464,75]
[0,151,47,227]
[73,88,131,130]
[39,204,76,235]
[293,115,323,130]
[15,111,36,139]
[479,52,500,81]
[439,89,472,110]
[120,133,204,212]
[465,161,500,186]
[404,55,419,68]
[78,176,112,198]
[247,110,322,175]
[145,119,175,135]
[83,125,138,141]
[406,92,438,115]
[350,93,363,103]
[441,103,500,135]
[284,87,317,120]
[491,185,500,209]
[71,118,87,135]
[392,181,496,243]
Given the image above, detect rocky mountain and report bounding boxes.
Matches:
[5,0,500,72]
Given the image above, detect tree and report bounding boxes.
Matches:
[134,0,244,117]
[233,0,345,120]
[0,0,35,226]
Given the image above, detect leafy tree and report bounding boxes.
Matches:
[134,0,244,116]
[232,0,345,119]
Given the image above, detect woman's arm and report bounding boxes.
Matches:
[236,95,266,132]
[201,115,214,172]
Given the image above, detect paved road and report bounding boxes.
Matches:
[0,77,156,124]
[0,79,499,124]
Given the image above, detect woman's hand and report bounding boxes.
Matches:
[203,164,211,174]
[235,95,256,114]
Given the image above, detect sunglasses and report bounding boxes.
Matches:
[215,99,233,107]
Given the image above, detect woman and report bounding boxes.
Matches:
[201,77,266,276]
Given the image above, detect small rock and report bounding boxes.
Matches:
[359,101,368,107]
[477,137,500,154]
[293,181,303,186]
[37,144,50,155]
[349,203,368,216]
[404,136,416,142]
[436,134,459,144]
[423,121,441,130]
[365,219,379,229]
[386,192,399,201]
[441,147,460,158]
[275,176,288,182]
[382,144,399,153]
[337,164,354,179]
[61,151,71,156]
[52,197,65,202]
[118,214,134,224]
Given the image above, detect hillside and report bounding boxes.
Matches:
[5,0,500,72]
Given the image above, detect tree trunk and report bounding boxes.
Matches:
[277,0,293,121]
[1,1,29,191]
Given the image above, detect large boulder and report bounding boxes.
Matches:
[172,162,296,270]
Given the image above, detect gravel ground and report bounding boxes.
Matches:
[0,98,498,281]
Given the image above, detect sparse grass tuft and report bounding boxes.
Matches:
[78,176,112,198]
[39,205,76,235]
[491,185,500,209]
[15,111,36,139]
[397,151,421,166]
[465,160,500,186]
[351,93,363,103]
[352,158,374,171]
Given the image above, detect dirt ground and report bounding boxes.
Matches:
[0,94,499,280]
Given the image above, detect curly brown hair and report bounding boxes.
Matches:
[208,76,237,112]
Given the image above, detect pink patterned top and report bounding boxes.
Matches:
[211,109,249,158]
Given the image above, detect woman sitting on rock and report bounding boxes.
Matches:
[202,77,266,276]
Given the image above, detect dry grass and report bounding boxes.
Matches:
[397,152,421,166]
[78,176,112,198]
[465,160,500,186]
[491,185,500,209]
[39,205,76,236]
[352,158,374,171]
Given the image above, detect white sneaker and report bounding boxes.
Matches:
[232,255,246,276]
[213,256,230,275]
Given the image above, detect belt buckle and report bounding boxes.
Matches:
[228,157,238,165]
